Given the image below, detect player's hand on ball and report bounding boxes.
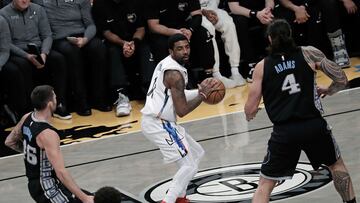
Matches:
[198,78,226,104]
[198,78,217,100]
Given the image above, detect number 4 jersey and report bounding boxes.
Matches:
[262,48,323,124]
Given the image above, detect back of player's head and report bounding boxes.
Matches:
[168,33,188,50]
[94,186,122,203]
[31,85,54,111]
[266,19,298,55]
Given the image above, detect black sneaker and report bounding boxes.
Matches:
[76,107,92,116]
[53,103,72,120]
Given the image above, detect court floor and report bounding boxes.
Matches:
[0,85,359,202]
[0,58,360,202]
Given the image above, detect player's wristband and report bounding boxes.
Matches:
[199,92,207,100]
[249,10,258,19]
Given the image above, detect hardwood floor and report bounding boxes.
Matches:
[50,57,360,136]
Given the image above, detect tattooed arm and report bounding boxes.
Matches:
[164,70,214,117]
[5,113,31,153]
[302,46,348,96]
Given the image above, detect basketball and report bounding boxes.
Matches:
[202,78,226,105]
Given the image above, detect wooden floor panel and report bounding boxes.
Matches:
[48,57,360,140]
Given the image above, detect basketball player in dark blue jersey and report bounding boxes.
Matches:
[245,19,356,203]
[5,85,94,203]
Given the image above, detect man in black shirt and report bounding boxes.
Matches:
[244,19,356,203]
[5,85,94,203]
[92,0,155,116]
[145,0,215,85]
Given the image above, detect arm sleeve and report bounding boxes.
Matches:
[0,17,10,70]
[10,44,28,58]
[80,0,96,40]
[188,14,202,32]
[38,7,52,55]
[91,1,108,34]
[144,0,159,20]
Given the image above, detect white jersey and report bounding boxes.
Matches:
[141,55,188,122]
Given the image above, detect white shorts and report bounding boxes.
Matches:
[141,115,204,163]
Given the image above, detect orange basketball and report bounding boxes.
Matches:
[202,78,226,105]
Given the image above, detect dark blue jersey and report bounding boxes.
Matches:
[262,49,323,124]
[22,112,72,202]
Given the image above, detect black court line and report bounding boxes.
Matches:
[1,108,359,182]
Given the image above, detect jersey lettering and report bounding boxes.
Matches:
[281,73,301,94]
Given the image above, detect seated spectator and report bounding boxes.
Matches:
[339,0,360,56]
[0,0,70,120]
[92,0,155,116]
[200,0,246,88]
[145,0,215,87]
[277,0,351,68]
[0,15,10,122]
[94,186,122,203]
[33,0,111,116]
[228,0,274,82]
[0,15,10,72]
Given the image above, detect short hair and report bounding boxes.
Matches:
[94,186,122,203]
[30,85,54,111]
[168,33,188,50]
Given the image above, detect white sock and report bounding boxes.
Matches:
[231,67,240,76]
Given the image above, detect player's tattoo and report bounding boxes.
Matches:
[302,46,348,94]
[332,170,352,201]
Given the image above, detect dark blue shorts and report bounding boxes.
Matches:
[260,117,341,180]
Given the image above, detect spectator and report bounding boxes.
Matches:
[33,0,111,116]
[0,15,10,120]
[278,0,351,68]
[145,0,215,87]
[228,0,274,81]
[0,0,70,120]
[200,0,246,88]
[94,186,122,203]
[92,0,155,116]
[339,0,360,56]
[0,15,10,71]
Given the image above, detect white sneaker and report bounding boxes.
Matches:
[214,75,236,88]
[230,74,246,87]
[114,93,132,117]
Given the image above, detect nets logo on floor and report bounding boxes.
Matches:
[143,162,332,203]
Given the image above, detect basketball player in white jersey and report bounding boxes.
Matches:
[141,34,216,203]
[200,0,246,88]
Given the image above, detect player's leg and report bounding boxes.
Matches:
[176,134,205,199]
[303,118,356,203]
[252,176,277,203]
[255,124,301,203]
[328,158,356,203]
[163,152,198,203]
